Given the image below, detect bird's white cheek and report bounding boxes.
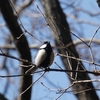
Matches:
[40,44,47,49]
[35,49,47,66]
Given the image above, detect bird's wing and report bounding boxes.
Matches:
[25,49,47,74]
[49,51,54,66]
[35,49,47,67]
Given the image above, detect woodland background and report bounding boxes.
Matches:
[0,0,100,100]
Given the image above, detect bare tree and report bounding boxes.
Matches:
[0,0,32,100]
[0,0,100,100]
[41,0,99,100]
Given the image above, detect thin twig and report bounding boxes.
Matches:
[54,83,74,100]
[55,79,100,99]
[8,0,42,43]
[0,74,30,78]
[87,26,100,71]
[41,82,57,91]
[20,72,46,95]
[57,53,100,66]
[0,53,33,65]
[88,47,96,71]
[89,26,100,45]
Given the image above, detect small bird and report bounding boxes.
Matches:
[25,41,54,74]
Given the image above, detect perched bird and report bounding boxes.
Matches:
[25,41,54,74]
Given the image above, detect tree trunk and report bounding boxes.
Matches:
[0,0,32,100]
[41,0,99,100]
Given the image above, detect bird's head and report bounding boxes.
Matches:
[40,41,50,49]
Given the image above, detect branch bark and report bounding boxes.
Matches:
[0,0,32,100]
[0,93,7,100]
[17,0,34,15]
[97,0,100,7]
[41,0,99,100]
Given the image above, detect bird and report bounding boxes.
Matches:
[25,41,54,74]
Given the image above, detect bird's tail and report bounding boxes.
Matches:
[25,66,38,74]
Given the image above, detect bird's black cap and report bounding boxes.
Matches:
[43,41,50,44]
